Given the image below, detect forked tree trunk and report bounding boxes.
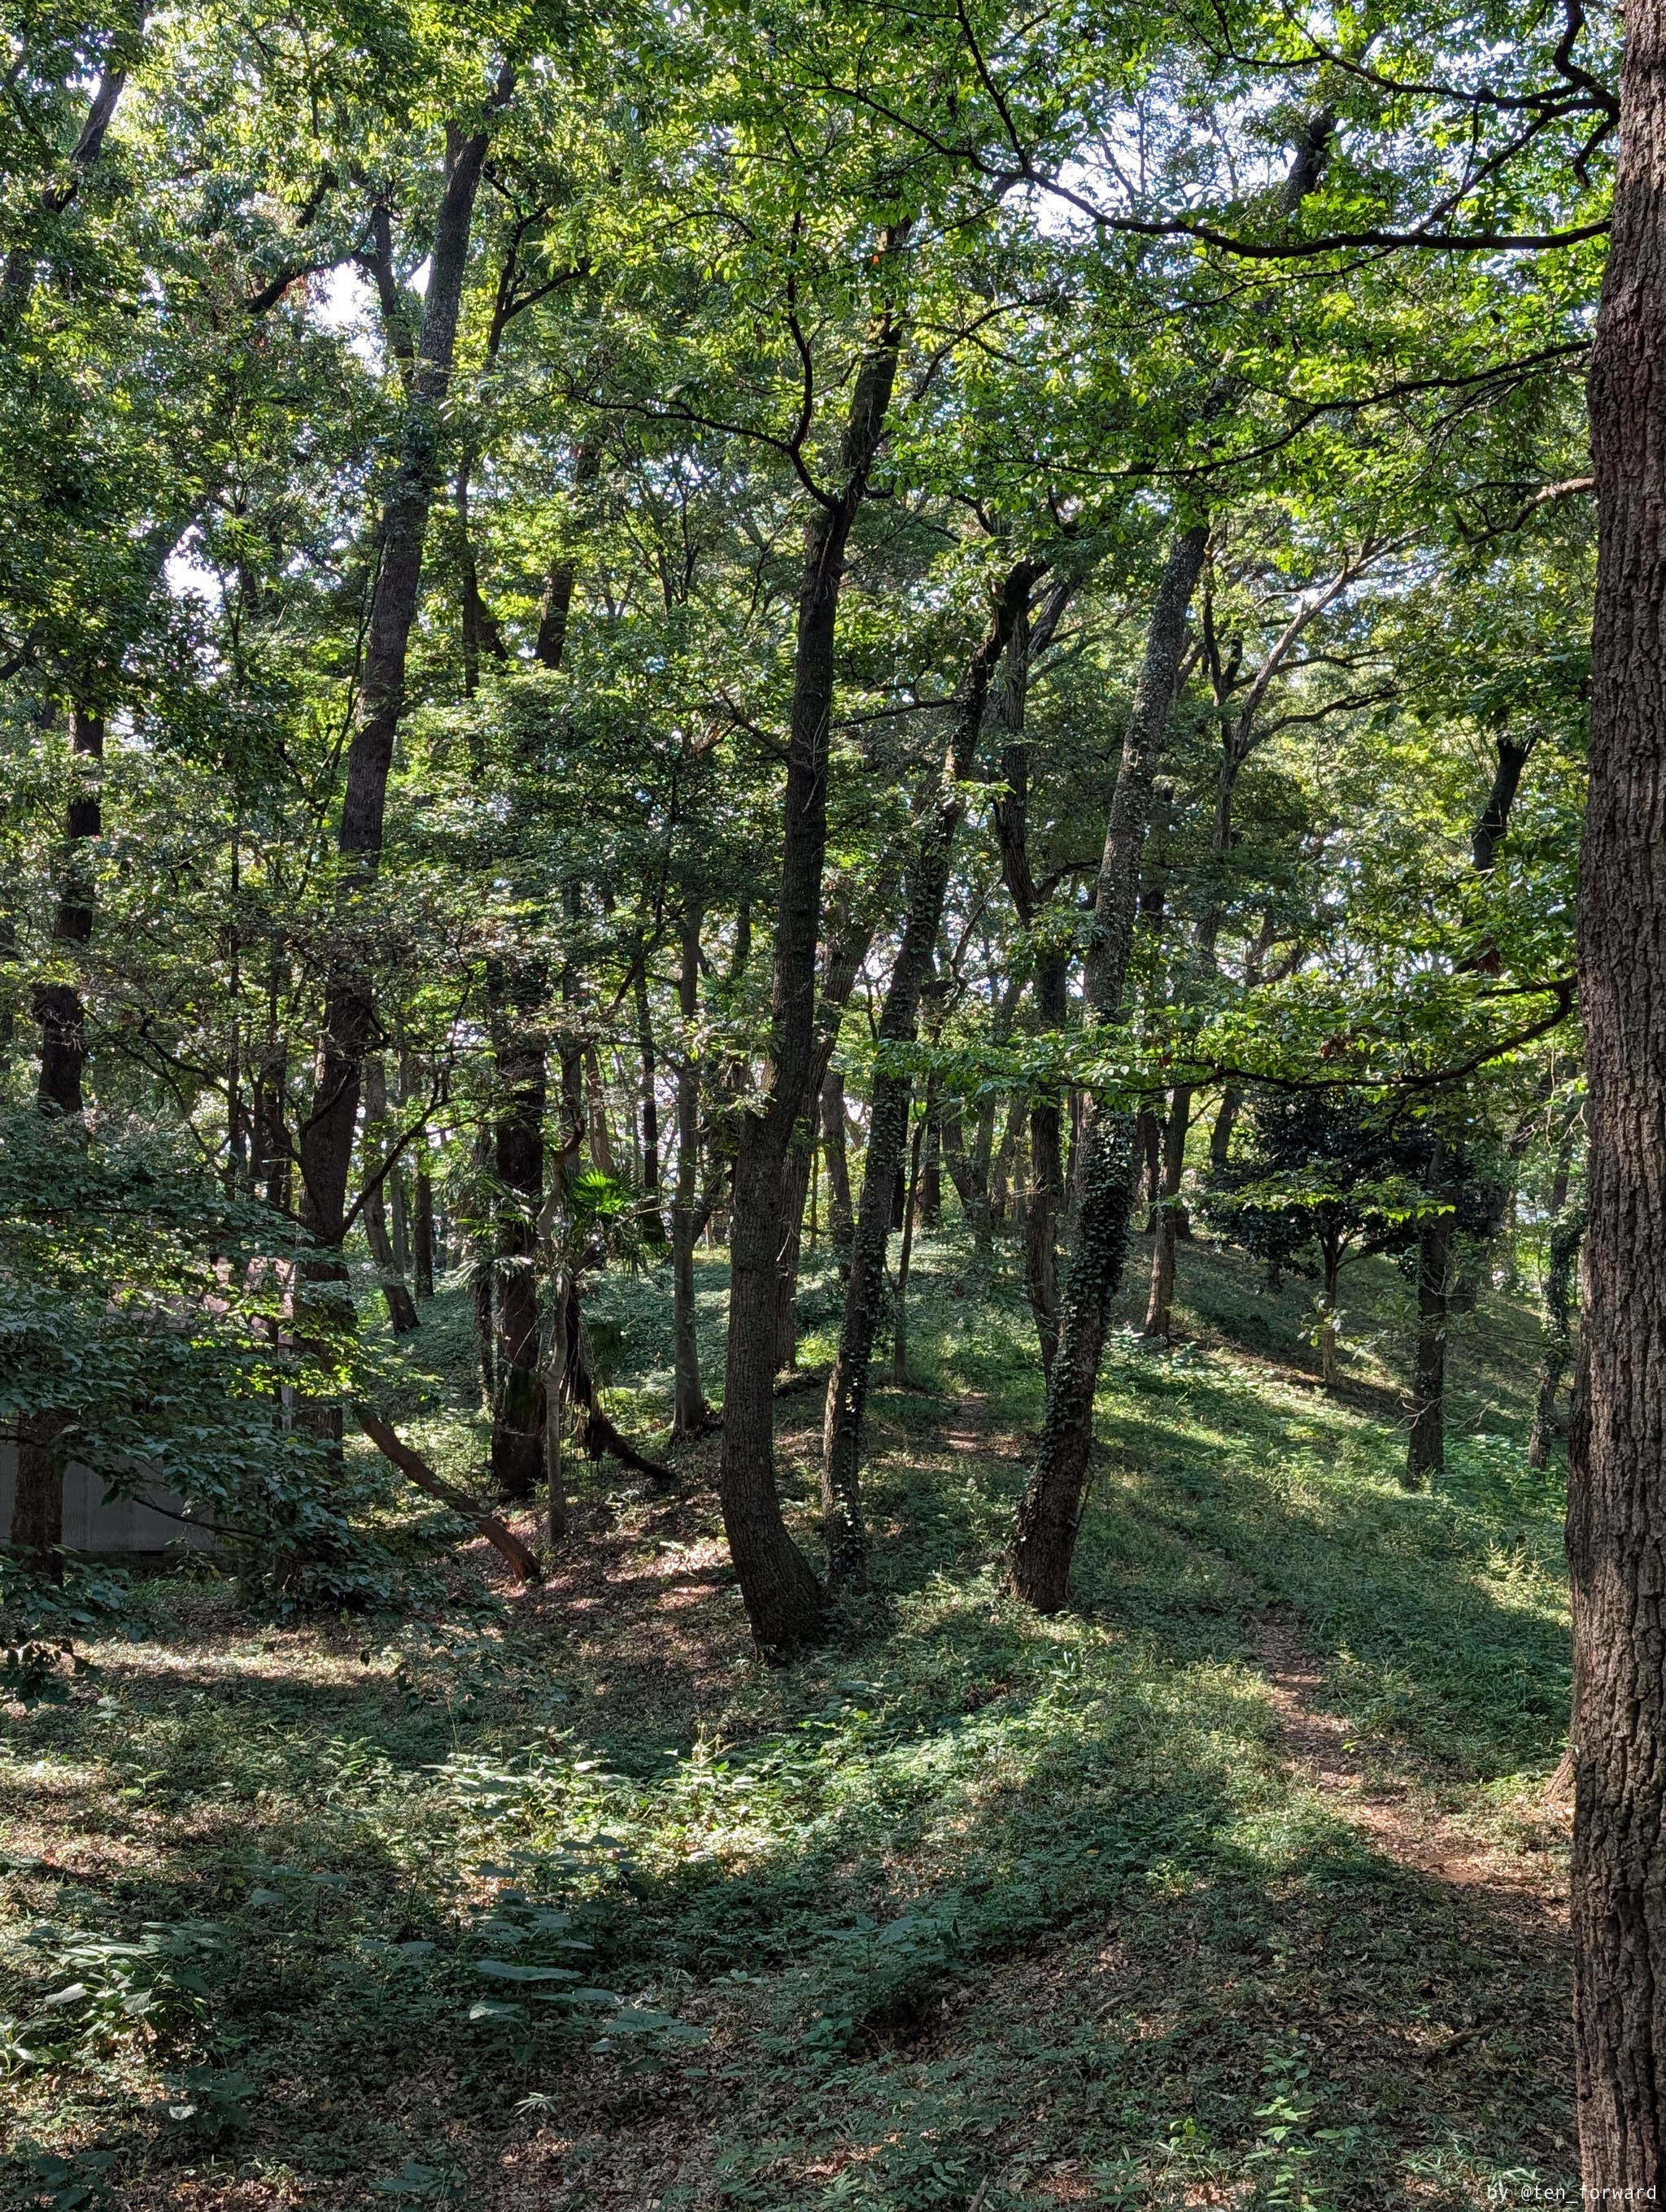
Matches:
[821,564,1039,1588]
[1010,523,1207,1612]
[1571,6,1666,2179]
[719,270,908,1653]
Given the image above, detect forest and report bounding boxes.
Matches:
[0,0,1659,2203]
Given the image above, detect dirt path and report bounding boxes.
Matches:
[1256,1611,1569,1937]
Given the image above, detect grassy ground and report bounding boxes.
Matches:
[0,1227,1573,2210]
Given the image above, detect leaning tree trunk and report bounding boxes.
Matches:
[719,276,906,1654]
[1010,524,1207,1612]
[1572,9,1666,2178]
[821,562,1040,1588]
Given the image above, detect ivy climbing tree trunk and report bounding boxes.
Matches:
[1570,0,1666,2184]
[1010,523,1207,1613]
[719,267,905,1654]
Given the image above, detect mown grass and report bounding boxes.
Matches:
[0,1227,1572,2210]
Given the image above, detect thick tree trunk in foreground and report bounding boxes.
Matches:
[719,283,906,1653]
[821,564,1039,1589]
[1010,524,1207,1612]
[1571,11,1666,2182]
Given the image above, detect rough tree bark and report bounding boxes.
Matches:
[821,562,1040,1588]
[1570,8,1666,2175]
[1010,523,1208,1612]
[719,259,907,1653]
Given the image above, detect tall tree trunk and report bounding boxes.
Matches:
[299,73,512,1265]
[490,985,546,1503]
[821,564,1037,1588]
[1010,523,1207,1613]
[1529,1200,1584,1470]
[35,706,102,1114]
[12,1412,68,1573]
[1571,27,1666,2164]
[413,1159,436,1300]
[535,439,601,670]
[1142,1085,1191,1340]
[1320,1239,1341,1391]
[920,1097,943,1226]
[672,906,709,1439]
[635,951,664,1235]
[1403,742,1533,1478]
[772,898,890,1371]
[1404,1154,1453,1484]
[822,1066,853,1264]
[892,1105,926,1388]
[720,267,906,1653]
[360,1057,419,1334]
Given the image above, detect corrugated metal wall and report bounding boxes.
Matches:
[0,1443,216,1553]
